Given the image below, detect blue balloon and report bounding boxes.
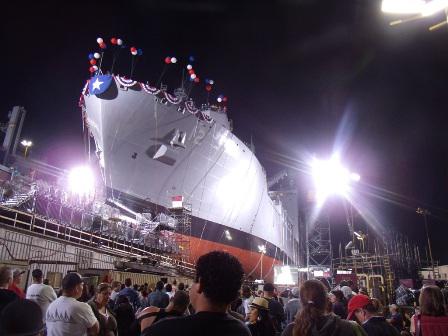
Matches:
[188,55,195,62]
[188,76,194,82]
[138,48,143,56]
[88,53,94,60]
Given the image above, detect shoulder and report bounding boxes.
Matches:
[142,316,186,335]
[339,319,367,336]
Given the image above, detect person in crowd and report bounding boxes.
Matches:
[8,269,25,299]
[165,283,175,299]
[114,295,138,336]
[241,285,255,320]
[43,279,50,285]
[140,289,150,309]
[141,251,251,336]
[263,283,285,332]
[26,268,57,323]
[285,287,301,325]
[347,294,399,336]
[178,282,185,291]
[410,285,448,336]
[118,278,140,310]
[110,281,121,303]
[282,280,366,336]
[341,285,355,303]
[247,297,276,336]
[138,289,190,330]
[387,304,404,332]
[133,284,139,292]
[46,272,99,336]
[0,299,45,336]
[330,290,347,319]
[0,266,19,318]
[87,283,118,336]
[359,287,369,296]
[149,280,170,308]
[79,282,91,302]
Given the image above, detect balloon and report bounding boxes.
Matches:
[131,51,138,56]
[165,57,171,64]
[209,80,214,85]
[94,52,101,59]
[90,59,97,65]
[110,37,117,44]
[99,42,106,49]
[206,85,212,91]
[186,64,193,70]
[188,55,195,62]
[130,47,137,52]
[117,38,123,45]
[194,77,200,83]
[190,73,196,79]
[188,69,194,75]
[92,65,98,71]
[97,37,103,44]
[217,97,223,103]
[171,57,177,63]
[223,97,228,102]
[88,53,94,60]
[89,66,95,73]
[137,48,143,55]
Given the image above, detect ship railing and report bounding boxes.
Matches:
[0,204,196,273]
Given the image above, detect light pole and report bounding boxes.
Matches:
[416,207,435,278]
[20,140,32,158]
[258,244,266,280]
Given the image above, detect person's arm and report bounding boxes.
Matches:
[87,321,100,336]
[80,303,100,336]
[138,306,159,332]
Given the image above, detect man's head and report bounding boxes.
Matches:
[0,299,44,336]
[124,278,132,288]
[32,269,44,284]
[242,285,252,299]
[263,283,275,298]
[0,266,12,288]
[347,294,378,323]
[171,290,190,313]
[290,286,300,299]
[156,280,164,291]
[165,283,172,293]
[190,251,244,311]
[12,269,24,285]
[389,303,398,314]
[111,280,121,291]
[62,272,84,299]
[178,282,185,291]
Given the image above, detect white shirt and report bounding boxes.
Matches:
[26,283,57,322]
[46,296,98,336]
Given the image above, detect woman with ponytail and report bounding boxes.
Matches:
[281,280,366,336]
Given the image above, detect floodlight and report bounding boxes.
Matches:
[381,0,426,14]
[311,156,360,203]
[68,166,95,196]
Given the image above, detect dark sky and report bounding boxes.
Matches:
[2,0,448,263]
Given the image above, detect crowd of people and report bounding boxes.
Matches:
[0,250,448,336]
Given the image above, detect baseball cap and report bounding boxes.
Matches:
[32,269,43,279]
[0,299,45,335]
[62,272,83,291]
[12,269,25,278]
[263,283,275,292]
[347,294,371,320]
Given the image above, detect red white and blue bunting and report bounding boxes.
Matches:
[165,93,181,105]
[140,83,160,95]
[116,76,137,88]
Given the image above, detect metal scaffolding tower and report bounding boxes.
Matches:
[168,206,192,269]
[306,210,332,277]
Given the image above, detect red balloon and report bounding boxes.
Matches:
[164,57,171,64]
[111,37,117,44]
[194,77,200,83]
[130,47,137,52]
[205,85,212,91]
[89,59,97,65]
[188,69,194,75]
[99,42,106,49]
[89,66,95,73]
[223,97,228,102]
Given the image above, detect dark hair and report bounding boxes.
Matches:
[195,251,244,305]
[420,285,446,316]
[142,290,148,298]
[257,308,276,334]
[124,278,132,287]
[172,290,190,312]
[62,272,83,291]
[364,298,382,314]
[331,290,344,302]
[165,283,172,292]
[294,280,327,336]
[97,283,111,294]
[0,299,44,335]
[263,283,275,293]
[178,282,185,291]
[133,284,139,291]
[32,269,43,280]
[156,281,164,291]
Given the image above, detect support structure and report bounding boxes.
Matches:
[168,205,192,269]
[306,209,332,278]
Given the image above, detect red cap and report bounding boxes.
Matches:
[347,294,371,320]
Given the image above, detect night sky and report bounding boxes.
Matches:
[2,1,448,263]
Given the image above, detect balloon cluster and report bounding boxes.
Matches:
[87,52,101,73]
[186,63,200,83]
[130,47,143,56]
[110,37,123,46]
[204,79,214,92]
[164,56,178,64]
[217,94,228,103]
[96,37,107,49]
[87,36,126,73]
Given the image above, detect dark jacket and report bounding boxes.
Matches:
[87,299,118,336]
[362,316,400,336]
[148,290,170,308]
[281,315,367,336]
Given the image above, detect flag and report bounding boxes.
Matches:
[88,75,113,95]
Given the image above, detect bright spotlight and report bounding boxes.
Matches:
[311,156,360,204]
[381,0,448,16]
[68,166,95,196]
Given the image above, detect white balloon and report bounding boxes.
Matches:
[171,57,177,64]
[97,37,103,44]
[94,52,101,59]
[186,64,192,70]
[92,65,98,71]
[131,51,138,55]
[209,80,214,85]
[217,97,222,103]
[190,73,196,79]
[117,39,123,45]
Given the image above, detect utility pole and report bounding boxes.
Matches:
[416,207,435,278]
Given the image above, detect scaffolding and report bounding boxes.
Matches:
[168,205,192,270]
[306,210,332,276]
